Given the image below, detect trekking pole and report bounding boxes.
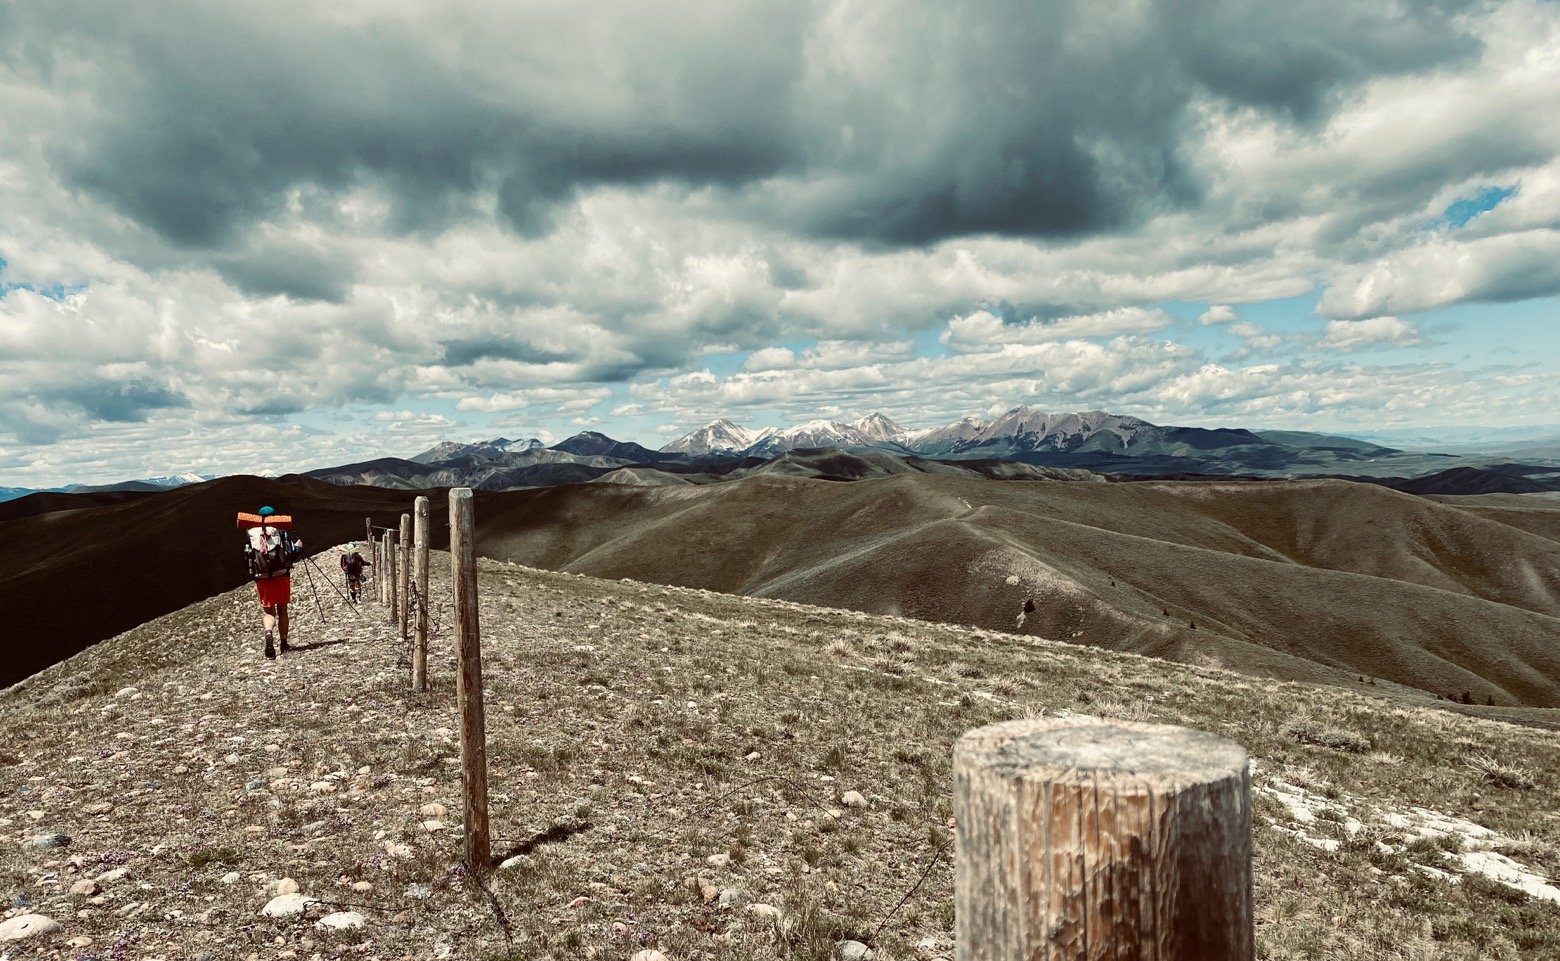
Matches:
[297,556,331,627]
[304,556,364,619]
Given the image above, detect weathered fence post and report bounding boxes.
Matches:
[380,531,391,605]
[448,488,490,871]
[954,716,1252,961]
[385,528,399,625]
[371,535,381,603]
[412,496,430,692]
[398,512,412,641]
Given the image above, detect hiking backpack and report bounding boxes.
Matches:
[245,525,297,579]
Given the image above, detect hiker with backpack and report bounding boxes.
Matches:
[339,546,369,603]
[238,506,305,659]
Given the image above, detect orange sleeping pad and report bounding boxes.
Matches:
[237,512,293,530]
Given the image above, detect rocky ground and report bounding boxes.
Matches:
[1,550,1558,960]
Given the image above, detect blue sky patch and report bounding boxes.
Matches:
[1440,185,1516,228]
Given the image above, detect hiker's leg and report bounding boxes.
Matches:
[278,603,289,645]
[261,602,278,635]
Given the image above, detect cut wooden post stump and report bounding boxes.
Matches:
[954,716,1252,961]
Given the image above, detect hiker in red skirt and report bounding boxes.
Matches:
[238,505,305,659]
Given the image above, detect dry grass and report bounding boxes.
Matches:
[1,553,1558,959]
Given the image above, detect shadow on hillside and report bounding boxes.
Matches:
[283,639,352,654]
[490,819,593,867]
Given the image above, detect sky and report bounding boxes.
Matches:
[2,0,1559,486]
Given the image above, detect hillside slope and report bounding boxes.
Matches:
[472,474,1560,713]
[1,558,1557,959]
[0,475,446,688]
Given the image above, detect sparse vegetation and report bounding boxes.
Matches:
[0,551,1557,960]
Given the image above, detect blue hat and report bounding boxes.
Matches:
[258,505,276,517]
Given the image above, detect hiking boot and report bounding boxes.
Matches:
[264,632,276,660]
[279,639,292,654]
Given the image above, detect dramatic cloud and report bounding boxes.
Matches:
[1,0,1557,484]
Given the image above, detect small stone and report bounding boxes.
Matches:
[246,779,265,791]
[700,883,718,903]
[747,903,781,919]
[221,872,241,885]
[81,802,114,816]
[705,853,731,868]
[244,825,266,835]
[261,894,317,918]
[0,914,61,942]
[717,888,741,908]
[629,952,667,961]
[276,878,300,895]
[28,833,71,849]
[405,883,432,900]
[315,911,365,931]
[421,819,445,832]
[419,803,448,818]
[351,881,373,893]
[383,842,414,859]
[841,791,868,808]
[745,751,761,761]
[96,868,129,884]
[837,941,876,961]
[309,782,336,794]
[67,935,94,948]
[70,879,99,896]
[567,896,591,909]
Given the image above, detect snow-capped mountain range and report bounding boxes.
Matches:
[661,408,1168,458]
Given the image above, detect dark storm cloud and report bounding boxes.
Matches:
[4,0,1485,260]
[45,380,189,422]
[1168,0,1482,120]
[439,338,573,368]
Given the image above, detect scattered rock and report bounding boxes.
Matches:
[351,881,373,893]
[745,751,761,761]
[629,951,667,961]
[28,833,71,849]
[315,911,365,931]
[705,853,731,868]
[80,802,113,816]
[841,791,868,808]
[0,914,60,942]
[405,883,432,900]
[69,879,98,896]
[717,888,742,908]
[700,883,718,903]
[221,872,241,885]
[261,894,317,918]
[95,868,129,884]
[421,819,445,832]
[275,878,300,896]
[837,941,875,961]
[567,896,591,909]
[309,782,336,794]
[67,935,94,948]
[419,802,447,818]
[746,903,781,919]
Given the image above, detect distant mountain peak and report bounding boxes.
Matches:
[661,419,759,455]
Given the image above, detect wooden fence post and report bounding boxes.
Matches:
[385,529,399,625]
[379,531,391,605]
[412,496,430,692]
[954,716,1252,961]
[371,535,381,603]
[448,488,490,871]
[399,513,412,642]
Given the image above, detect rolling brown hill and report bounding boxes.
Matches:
[6,471,1558,726]
[0,475,447,688]
[468,473,1560,718]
